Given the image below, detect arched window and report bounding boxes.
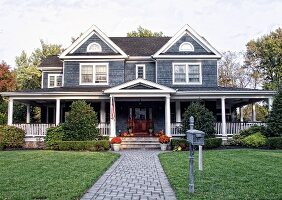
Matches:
[179,42,194,52]
[87,42,102,52]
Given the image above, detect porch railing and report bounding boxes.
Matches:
[98,123,110,136]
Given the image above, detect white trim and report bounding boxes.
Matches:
[179,42,194,52]
[127,56,153,60]
[135,64,146,79]
[60,55,127,59]
[86,42,102,52]
[154,55,221,59]
[79,63,109,85]
[48,74,63,88]
[41,71,44,89]
[38,67,63,71]
[64,59,124,62]
[172,62,202,85]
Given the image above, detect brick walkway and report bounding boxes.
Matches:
[81,150,177,200]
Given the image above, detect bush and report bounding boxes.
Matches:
[45,126,64,149]
[171,138,189,151]
[239,125,267,137]
[204,138,222,149]
[62,100,99,141]
[267,137,282,149]
[0,113,7,125]
[56,140,110,151]
[242,132,267,148]
[0,125,25,148]
[229,134,244,146]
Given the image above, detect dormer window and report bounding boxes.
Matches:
[136,64,146,79]
[179,42,194,52]
[48,74,63,88]
[87,42,102,52]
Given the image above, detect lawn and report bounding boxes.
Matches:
[159,149,282,200]
[0,150,119,200]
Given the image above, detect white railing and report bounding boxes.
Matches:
[171,122,184,136]
[12,123,55,137]
[98,123,110,136]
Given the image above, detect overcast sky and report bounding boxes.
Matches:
[0,0,282,68]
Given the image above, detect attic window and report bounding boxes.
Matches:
[87,42,102,52]
[179,42,194,52]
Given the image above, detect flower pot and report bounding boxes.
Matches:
[160,143,168,151]
[112,144,121,151]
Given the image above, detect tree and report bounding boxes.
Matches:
[0,61,16,92]
[62,100,99,141]
[267,88,282,137]
[245,28,282,90]
[218,51,251,88]
[181,101,216,137]
[127,26,164,37]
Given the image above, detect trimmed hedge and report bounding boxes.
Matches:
[267,137,282,149]
[45,126,64,149]
[56,140,110,151]
[204,138,222,149]
[171,138,222,150]
[0,125,25,149]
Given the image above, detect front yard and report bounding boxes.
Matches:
[159,149,282,200]
[0,150,119,200]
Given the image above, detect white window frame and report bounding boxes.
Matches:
[136,64,146,79]
[179,42,194,52]
[48,74,63,88]
[79,63,109,85]
[172,63,202,85]
[86,42,102,52]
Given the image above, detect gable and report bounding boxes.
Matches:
[121,83,159,90]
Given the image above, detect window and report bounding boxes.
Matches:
[48,74,63,88]
[80,63,108,85]
[173,63,201,84]
[136,65,146,79]
[86,42,102,52]
[179,42,194,52]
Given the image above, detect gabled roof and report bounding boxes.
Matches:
[39,55,63,68]
[153,24,222,59]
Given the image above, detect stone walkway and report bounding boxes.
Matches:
[81,150,177,200]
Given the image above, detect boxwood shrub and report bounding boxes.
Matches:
[242,132,267,148]
[204,138,222,149]
[56,140,110,151]
[45,126,64,149]
[0,125,25,149]
[171,137,222,150]
[267,137,282,149]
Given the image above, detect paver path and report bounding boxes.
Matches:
[81,150,177,200]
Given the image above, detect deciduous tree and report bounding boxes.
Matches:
[127,26,164,37]
[0,61,16,92]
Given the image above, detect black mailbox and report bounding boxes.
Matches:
[187,129,205,145]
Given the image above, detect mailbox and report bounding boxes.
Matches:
[187,129,205,146]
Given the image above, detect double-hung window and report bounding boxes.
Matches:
[80,63,108,85]
[136,64,146,79]
[48,74,63,88]
[173,63,202,84]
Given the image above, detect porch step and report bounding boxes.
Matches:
[120,137,161,149]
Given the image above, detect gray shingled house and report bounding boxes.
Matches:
[2,24,274,145]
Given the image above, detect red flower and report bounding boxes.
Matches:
[111,137,122,144]
[159,135,170,144]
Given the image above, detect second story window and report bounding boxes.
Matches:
[173,63,202,85]
[136,64,146,79]
[80,63,108,85]
[48,74,63,88]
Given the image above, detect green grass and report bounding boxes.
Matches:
[0,150,119,200]
[159,149,282,200]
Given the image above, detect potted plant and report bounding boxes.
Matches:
[128,126,133,134]
[159,135,170,151]
[111,137,122,151]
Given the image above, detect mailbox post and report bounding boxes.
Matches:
[186,116,205,193]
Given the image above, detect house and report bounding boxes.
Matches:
[2,24,274,143]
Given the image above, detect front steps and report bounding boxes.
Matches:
[120,137,161,149]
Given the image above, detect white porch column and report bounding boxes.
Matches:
[100,101,106,123]
[55,99,60,125]
[165,96,171,137]
[175,100,181,123]
[252,103,256,122]
[221,97,227,142]
[240,107,243,122]
[26,104,30,123]
[268,97,273,111]
[110,96,116,138]
[7,98,13,125]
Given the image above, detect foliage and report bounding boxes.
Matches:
[204,138,222,149]
[242,132,267,148]
[45,126,64,149]
[171,138,189,151]
[239,125,267,137]
[127,26,164,37]
[267,88,282,137]
[229,134,244,146]
[62,100,99,141]
[245,28,282,90]
[110,137,122,144]
[0,125,25,148]
[182,101,216,137]
[0,112,6,125]
[0,151,119,199]
[241,103,268,122]
[159,135,170,144]
[159,150,282,200]
[267,137,282,149]
[0,61,16,92]
[56,140,110,151]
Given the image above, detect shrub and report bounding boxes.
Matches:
[204,138,222,149]
[171,138,188,151]
[242,132,267,148]
[229,134,244,146]
[111,137,122,144]
[182,101,216,137]
[56,140,110,151]
[0,113,7,125]
[0,125,25,148]
[62,100,99,141]
[45,126,64,149]
[159,135,170,144]
[267,137,282,149]
[239,125,267,137]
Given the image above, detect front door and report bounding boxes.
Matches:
[128,107,153,133]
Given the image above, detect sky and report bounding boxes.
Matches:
[0,0,282,68]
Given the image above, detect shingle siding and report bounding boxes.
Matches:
[124,62,155,82]
[42,71,63,88]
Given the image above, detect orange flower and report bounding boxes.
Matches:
[111,137,122,144]
[159,135,170,144]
